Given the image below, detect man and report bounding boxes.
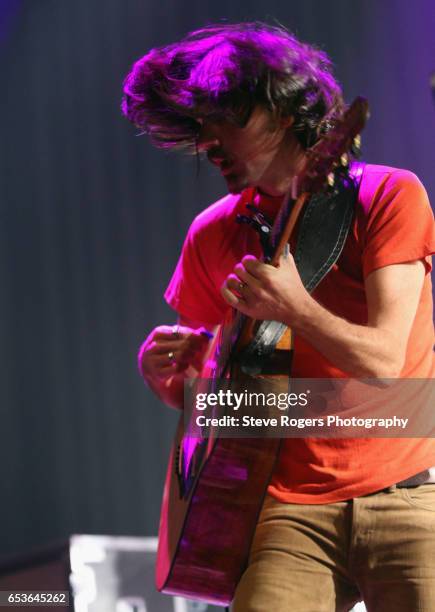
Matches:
[122,22,435,611]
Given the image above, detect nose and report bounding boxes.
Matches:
[196,124,221,153]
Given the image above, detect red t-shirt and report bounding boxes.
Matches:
[165,165,435,503]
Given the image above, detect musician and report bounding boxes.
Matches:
[122,22,435,611]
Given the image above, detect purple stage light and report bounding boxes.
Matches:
[0,0,22,45]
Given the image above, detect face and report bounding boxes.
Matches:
[196,106,300,196]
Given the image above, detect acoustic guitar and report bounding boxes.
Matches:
[156,97,369,606]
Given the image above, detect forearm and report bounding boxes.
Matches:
[223,254,424,378]
[289,296,404,378]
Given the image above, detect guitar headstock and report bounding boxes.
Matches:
[299,97,369,194]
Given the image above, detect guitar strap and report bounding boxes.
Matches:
[238,161,366,375]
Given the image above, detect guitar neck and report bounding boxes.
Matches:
[270,191,309,265]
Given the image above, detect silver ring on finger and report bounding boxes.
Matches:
[168,351,176,364]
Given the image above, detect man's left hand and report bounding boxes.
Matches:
[221,253,310,323]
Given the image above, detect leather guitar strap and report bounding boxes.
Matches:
[238,161,366,375]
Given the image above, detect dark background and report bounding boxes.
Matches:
[0,0,434,559]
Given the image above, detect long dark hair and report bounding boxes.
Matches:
[122,22,345,151]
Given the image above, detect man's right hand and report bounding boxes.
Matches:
[138,324,213,382]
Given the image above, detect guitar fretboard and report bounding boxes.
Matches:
[214,310,246,379]
[270,188,295,255]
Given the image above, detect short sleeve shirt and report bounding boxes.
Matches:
[165,165,435,502]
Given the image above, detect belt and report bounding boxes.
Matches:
[396,467,435,488]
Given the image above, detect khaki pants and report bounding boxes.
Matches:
[232,484,435,611]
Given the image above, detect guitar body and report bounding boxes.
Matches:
[156,311,282,605]
[156,420,280,605]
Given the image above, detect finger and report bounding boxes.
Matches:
[193,326,214,341]
[226,274,249,297]
[156,349,196,374]
[221,283,250,314]
[151,323,194,341]
[241,255,265,278]
[234,263,262,289]
[153,325,212,343]
[180,336,210,358]
[152,332,188,343]
[278,251,294,267]
[178,346,206,363]
[147,340,182,354]
[152,324,183,337]
[242,255,276,281]
[138,351,174,377]
[150,339,208,368]
[152,352,179,367]
[190,328,213,344]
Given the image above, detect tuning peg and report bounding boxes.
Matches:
[245,203,273,227]
[340,153,349,167]
[236,206,273,259]
[351,134,362,157]
[327,172,335,188]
